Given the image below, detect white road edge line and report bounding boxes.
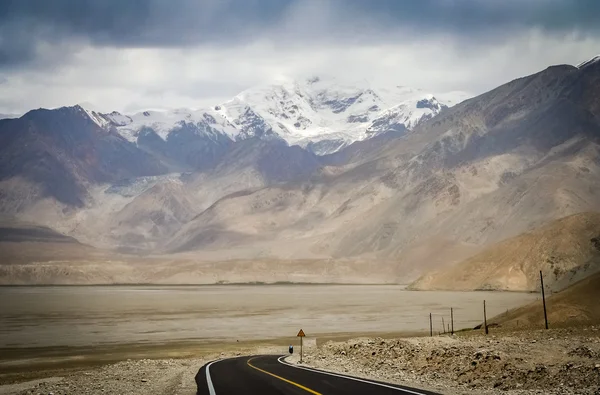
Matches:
[277,356,428,395]
[205,360,219,395]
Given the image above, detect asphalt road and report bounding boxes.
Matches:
[195,355,441,395]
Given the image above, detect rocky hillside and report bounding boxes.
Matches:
[490,271,600,329]
[161,59,600,283]
[410,212,600,291]
[0,219,103,268]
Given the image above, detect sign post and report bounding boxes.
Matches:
[297,329,305,363]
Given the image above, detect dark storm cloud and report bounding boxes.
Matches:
[0,0,295,68]
[347,0,600,35]
[1,0,599,68]
[0,0,294,46]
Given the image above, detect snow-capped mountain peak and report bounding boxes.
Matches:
[82,76,471,155]
[214,76,470,153]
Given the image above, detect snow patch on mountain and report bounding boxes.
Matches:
[103,108,238,142]
[366,95,443,136]
[0,113,19,120]
[577,55,600,69]
[82,107,111,129]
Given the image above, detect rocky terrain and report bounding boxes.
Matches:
[0,358,203,395]
[292,329,600,395]
[491,271,600,329]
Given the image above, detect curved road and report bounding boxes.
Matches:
[195,355,441,395]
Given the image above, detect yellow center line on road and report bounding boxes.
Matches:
[247,357,323,395]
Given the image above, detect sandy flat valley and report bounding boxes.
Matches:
[0,285,536,368]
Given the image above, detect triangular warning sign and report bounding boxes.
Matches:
[297,329,305,337]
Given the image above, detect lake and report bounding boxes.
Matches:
[0,285,538,349]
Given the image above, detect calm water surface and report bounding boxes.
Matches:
[0,285,537,348]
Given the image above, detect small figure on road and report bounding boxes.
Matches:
[289,345,294,354]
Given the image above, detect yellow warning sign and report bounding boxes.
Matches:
[297,329,305,337]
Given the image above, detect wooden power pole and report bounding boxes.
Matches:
[483,300,488,335]
[429,313,433,337]
[540,271,549,329]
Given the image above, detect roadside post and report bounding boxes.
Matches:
[297,329,306,363]
[442,317,445,334]
[451,307,454,335]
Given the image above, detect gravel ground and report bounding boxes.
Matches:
[0,358,204,395]
[0,346,283,395]
[288,327,600,395]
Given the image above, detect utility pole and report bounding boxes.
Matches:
[451,307,454,335]
[442,317,445,334]
[483,300,488,335]
[429,313,433,337]
[540,271,549,329]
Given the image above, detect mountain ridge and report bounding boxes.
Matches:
[1,58,600,287]
[52,77,471,156]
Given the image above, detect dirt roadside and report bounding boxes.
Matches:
[0,344,285,395]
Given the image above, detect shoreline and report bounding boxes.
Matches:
[0,283,540,294]
[0,282,408,287]
[0,330,427,374]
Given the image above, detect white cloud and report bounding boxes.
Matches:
[0,27,597,114]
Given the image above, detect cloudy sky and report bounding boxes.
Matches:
[0,0,599,114]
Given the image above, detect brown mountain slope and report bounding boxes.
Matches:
[0,105,167,210]
[490,271,600,328]
[0,219,100,265]
[410,212,600,291]
[107,180,197,251]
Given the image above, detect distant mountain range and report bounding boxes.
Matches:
[0,56,599,287]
